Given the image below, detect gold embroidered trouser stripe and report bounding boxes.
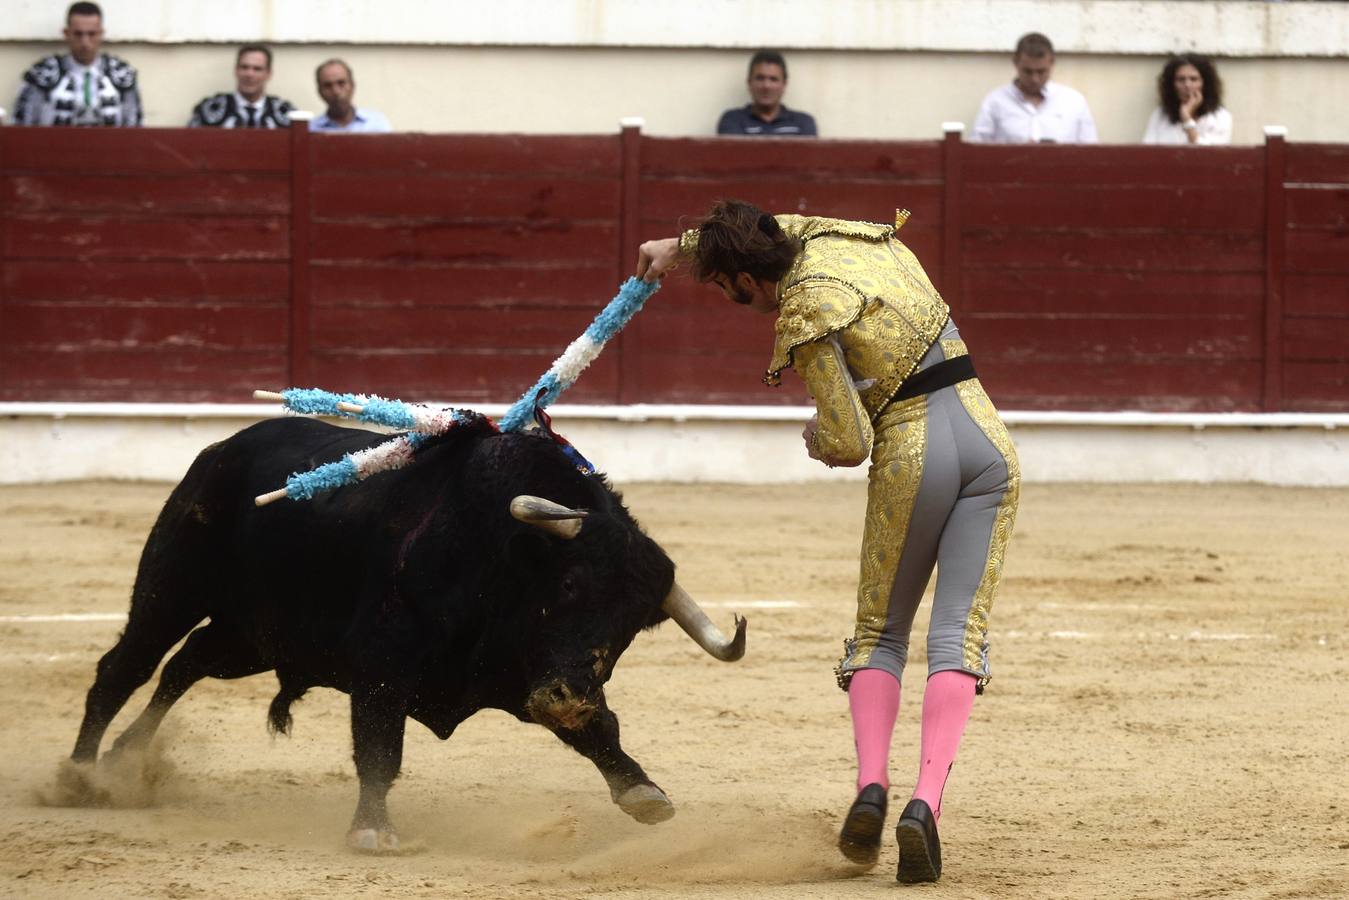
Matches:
[835,334,1018,691]
[952,379,1021,676]
[845,395,929,674]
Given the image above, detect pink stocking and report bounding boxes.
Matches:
[912,669,977,820]
[848,668,900,793]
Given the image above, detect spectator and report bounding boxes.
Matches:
[12,2,141,127]
[1143,54,1231,145]
[310,59,391,133]
[189,46,293,128]
[717,50,818,137]
[971,32,1097,144]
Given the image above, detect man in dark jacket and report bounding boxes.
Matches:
[189,45,294,128]
[716,50,818,137]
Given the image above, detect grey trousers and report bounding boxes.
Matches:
[837,325,1020,690]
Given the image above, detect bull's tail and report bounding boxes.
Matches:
[267,680,308,737]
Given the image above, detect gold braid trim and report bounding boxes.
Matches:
[677,228,700,260]
[678,210,908,264]
[765,278,867,386]
[941,339,969,359]
[837,401,928,684]
[952,380,1020,689]
[776,214,895,244]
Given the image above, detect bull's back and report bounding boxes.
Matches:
[130,418,393,630]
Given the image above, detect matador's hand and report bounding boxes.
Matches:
[803,415,822,460]
[804,413,855,467]
[637,237,681,283]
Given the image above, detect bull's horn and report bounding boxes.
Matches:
[510,495,588,540]
[662,581,747,662]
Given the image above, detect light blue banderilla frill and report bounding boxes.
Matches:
[255,276,662,505]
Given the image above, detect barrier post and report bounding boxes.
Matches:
[0,107,7,396]
[617,117,644,404]
[941,122,964,312]
[288,111,314,387]
[1262,125,1288,412]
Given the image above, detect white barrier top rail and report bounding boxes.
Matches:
[1,402,1345,430]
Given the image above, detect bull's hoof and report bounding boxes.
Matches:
[37,759,110,808]
[615,783,675,824]
[347,828,400,854]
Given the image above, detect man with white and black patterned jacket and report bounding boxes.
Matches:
[188,45,294,129]
[13,2,142,127]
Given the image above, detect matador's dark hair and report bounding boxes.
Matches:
[688,199,802,285]
[1158,54,1223,124]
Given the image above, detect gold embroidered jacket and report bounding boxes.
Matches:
[680,212,951,464]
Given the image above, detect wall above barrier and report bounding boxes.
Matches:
[0,123,1345,412]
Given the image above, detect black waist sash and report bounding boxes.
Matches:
[894,354,977,402]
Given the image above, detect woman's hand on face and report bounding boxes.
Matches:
[1179,89,1203,121]
[636,238,681,283]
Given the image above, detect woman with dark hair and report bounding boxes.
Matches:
[1143,53,1232,145]
[637,201,1019,884]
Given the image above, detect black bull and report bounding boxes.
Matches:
[69,416,746,850]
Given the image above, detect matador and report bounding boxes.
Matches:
[637,200,1019,884]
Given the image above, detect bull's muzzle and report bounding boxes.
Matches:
[525,680,599,730]
[663,582,747,662]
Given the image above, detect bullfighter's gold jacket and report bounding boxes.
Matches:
[679,212,950,465]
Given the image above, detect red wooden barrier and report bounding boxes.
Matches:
[1,127,290,401]
[1282,143,1349,411]
[303,131,623,403]
[289,116,312,386]
[0,124,1345,412]
[630,136,943,406]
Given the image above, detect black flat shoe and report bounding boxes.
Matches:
[895,798,942,883]
[838,782,888,866]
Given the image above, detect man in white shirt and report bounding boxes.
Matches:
[970,32,1097,144]
[12,1,141,127]
[188,46,294,128]
[310,60,392,133]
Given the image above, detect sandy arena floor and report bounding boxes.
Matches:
[0,478,1346,899]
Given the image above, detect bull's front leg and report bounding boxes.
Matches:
[549,692,675,824]
[348,676,413,852]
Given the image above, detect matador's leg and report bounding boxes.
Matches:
[902,378,1019,845]
[836,397,961,689]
